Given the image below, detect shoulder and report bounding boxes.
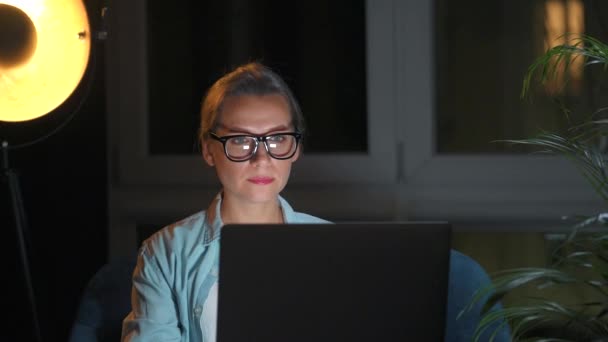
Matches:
[291,212,332,224]
[278,194,332,224]
[139,210,209,259]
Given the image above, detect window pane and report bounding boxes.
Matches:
[147,0,367,155]
[435,0,606,154]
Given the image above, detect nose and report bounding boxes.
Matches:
[250,140,272,164]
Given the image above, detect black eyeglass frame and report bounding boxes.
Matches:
[209,132,302,162]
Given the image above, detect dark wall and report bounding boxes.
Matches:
[2,2,108,341]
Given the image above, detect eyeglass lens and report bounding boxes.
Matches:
[225,135,297,160]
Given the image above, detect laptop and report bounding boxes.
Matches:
[217,222,451,342]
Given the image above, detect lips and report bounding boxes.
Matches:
[247,176,275,185]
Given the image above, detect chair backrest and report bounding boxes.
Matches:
[68,257,136,342]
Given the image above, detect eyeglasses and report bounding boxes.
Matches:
[209,132,302,162]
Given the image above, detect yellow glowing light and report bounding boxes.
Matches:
[0,0,90,122]
[544,0,585,94]
[567,0,585,81]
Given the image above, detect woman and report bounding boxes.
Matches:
[121,62,509,341]
[121,62,328,341]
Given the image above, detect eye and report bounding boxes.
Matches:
[267,135,286,143]
[229,136,252,145]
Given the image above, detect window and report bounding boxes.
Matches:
[435,0,589,154]
[146,0,368,155]
[111,0,395,188]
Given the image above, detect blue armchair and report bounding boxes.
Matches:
[68,257,136,342]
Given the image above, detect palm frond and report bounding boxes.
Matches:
[461,267,578,318]
[474,300,608,342]
[522,34,608,99]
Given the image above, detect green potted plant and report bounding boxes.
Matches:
[463,35,608,341]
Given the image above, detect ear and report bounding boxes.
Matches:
[202,139,215,166]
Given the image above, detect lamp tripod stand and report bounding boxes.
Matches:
[2,141,42,342]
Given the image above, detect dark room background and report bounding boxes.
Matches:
[3,0,608,341]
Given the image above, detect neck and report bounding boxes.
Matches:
[216,193,284,225]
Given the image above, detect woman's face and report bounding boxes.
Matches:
[202,94,299,205]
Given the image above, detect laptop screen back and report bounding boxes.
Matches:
[217,222,451,342]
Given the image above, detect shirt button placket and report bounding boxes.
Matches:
[194,306,203,318]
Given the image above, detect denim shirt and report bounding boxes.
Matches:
[121,194,509,341]
[121,194,328,341]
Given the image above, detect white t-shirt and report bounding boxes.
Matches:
[201,269,219,341]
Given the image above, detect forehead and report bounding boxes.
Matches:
[218,94,292,133]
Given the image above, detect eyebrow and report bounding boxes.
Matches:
[219,124,292,135]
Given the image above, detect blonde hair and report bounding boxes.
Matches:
[198,62,305,143]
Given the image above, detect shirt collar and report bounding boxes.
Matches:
[202,192,296,244]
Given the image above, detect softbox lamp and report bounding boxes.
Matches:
[0,1,91,341]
